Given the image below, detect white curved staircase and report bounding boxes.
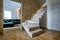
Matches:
[22,3,47,37]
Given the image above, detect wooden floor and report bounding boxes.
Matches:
[0,28,60,40]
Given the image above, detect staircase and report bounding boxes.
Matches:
[22,3,47,37]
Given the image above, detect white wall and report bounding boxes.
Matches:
[47,0,60,31]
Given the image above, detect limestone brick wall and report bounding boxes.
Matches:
[0,0,3,35]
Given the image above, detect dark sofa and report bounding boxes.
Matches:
[3,19,21,28]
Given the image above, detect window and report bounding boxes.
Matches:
[3,11,12,19]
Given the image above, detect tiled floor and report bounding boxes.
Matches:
[0,28,60,40]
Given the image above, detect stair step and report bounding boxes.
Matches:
[31,18,39,20]
[33,15,41,18]
[29,26,40,31]
[32,17,40,19]
[24,23,39,26]
[31,19,39,21]
[23,23,40,31]
[22,22,43,37]
[26,20,39,23]
[31,20,39,22]
[30,29,43,37]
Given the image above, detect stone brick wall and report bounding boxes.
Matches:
[0,0,3,35]
[22,0,44,22]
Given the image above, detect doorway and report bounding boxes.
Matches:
[3,0,22,29]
